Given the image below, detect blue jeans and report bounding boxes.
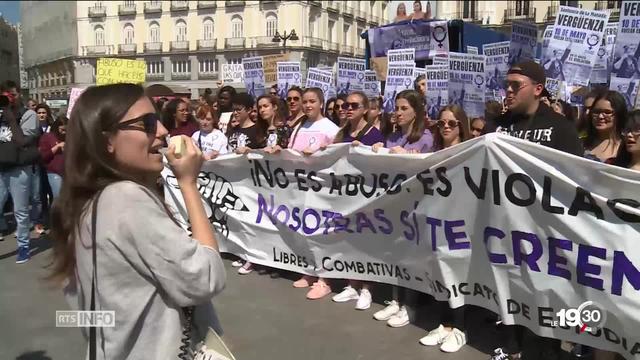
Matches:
[30,166,44,226]
[0,166,32,248]
[47,173,62,199]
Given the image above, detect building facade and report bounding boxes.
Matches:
[0,15,20,88]
[21,0,389,101]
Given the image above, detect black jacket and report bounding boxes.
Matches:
[484,102,583,156]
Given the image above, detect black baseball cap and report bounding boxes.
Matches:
[507,60,546,85]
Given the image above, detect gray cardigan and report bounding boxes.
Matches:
[64,181,226,360]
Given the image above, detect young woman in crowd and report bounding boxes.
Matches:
[284,87,339,299]
[393,2,409,22]
[217,85,237,116]
[578,87,607,139]
[551,99,576,123]
[227,93,268,154]
[370,90,433,328]
[49,84,225,359]
[250,104,258,123]
[38,115,67,198]
[334,94,348,127]
[163,98,199,137]
[433,105,471,150]
[612,109,640,171]
[286,86,305,127]
[192,105,228,160]
[257,94,292,149]
[35,104,53,134]
[583,90,628,162]
[470,117,486,138]
[418,105,471,353]
[325,97,337,123]
[330,91,384,310]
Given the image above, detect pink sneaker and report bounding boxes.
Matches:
[306,281,331,300]
[293,275,316,288]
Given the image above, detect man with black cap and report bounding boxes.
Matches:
[485,60,583,157]
[485,61,583,360]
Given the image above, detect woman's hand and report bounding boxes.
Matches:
[235,147,250,155]
[351,140,362,147]
[264,145,282,154]
[389,146,407,154]
[53,141,65,154]
[203,150,219,161]
[165,136,203,185]
[371,142,384,153]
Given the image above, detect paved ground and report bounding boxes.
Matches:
[0,231,582,360]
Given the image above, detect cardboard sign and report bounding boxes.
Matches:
[67,87,86,117]
[96,58,146,85]
[222,64,244,83]
[263,54,290,83]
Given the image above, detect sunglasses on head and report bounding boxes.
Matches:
[113,113,159,134]
[341,102,363,110]
[286,96,300,102]
[437,119,460,128]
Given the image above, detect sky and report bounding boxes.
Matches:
[0,1,19,25]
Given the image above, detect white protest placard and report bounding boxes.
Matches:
[383,64,414,114]
[218,112,232,134]
[483,41,510,102]
[448,52,486,118]
[544,6,610,87]
[387,48,416,65]
[509,21,538,66]
[276,61,302,99]
[610,77,640,109]
[433,53,449,66]
[592,23,618,84]
[67,87,86,118]
[540,25,555,64]
[242,56,266,98]
[305,67,333,101]
[364,70,381,98]
[429,20,450,59]
[337,57,366,96]
[222,63,244,83]
[425,65,448,120]
[163,134,640,360]
[612,2,640,81]
[545,78,564,100]
[467,45,479,54]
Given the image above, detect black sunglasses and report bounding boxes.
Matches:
[287,96,300,102]
[437,119,461,128]
[113,113,159,134]
[341,102,363,110]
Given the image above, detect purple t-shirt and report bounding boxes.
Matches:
[385,130,433,153]
[342,126,385,146]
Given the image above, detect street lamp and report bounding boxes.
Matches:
[272,29,299,47]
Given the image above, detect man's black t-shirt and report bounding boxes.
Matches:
[484,102,583,156]
[227,124,266,151]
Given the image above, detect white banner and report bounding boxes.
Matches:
[425,65,448,120]
[483,41,510,102]
[364,70,381,98]
[383,64,414,113]
[242,56,265,98]
[592,23,618,84]
[545,6,610,87]
[448,52,486,118]
[305,67,333,101]
[337,57,366,96]
[222,64,244,83]
[163,134,640,359]
[276,61,302,99]
[509,21,538,66]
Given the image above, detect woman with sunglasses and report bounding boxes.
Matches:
[334,94,348,127]
[583,90,628,162]
[38,115,68,198]
[433,105,470,150]
[372,90,433,155]
[164,98,199,137]
[227,93,268,155]
[612,110,640,170]
[192,105,228,161]
[286,86,305,127]
[49,84,225,359]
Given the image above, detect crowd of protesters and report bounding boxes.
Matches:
[2,57,638,359]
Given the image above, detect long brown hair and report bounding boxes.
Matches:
[334,91,371,143]
[256,94,285,128]
[434,104,470,150]
[48,84,158,284]
[395,89,426,144]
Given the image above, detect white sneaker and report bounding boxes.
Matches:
[237,262,253,275]
[387,306,409,327]
[332,286,359,303]
[373,300,400,321]
[355,288,372,310]
[231,260,244,267]
[440,328,466,353]
[419,324,449,346]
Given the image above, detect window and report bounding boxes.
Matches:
[328,20,335,43]
[203,17,214,40]
[559,0,579,6]
[147,60,164,75]
[309,15,316,38]
[515,0,530,15]
[462,1,476,18]
[308,53,319,68]
[124,0,134,6]
[176,19,187,41]
[231,15,243,38]
[94,25,105,46]
[172,59,191,74]
[228,58,242,64]
[149,21,160,42]
[606,0,621,8]
[95,1,103,7]
[123,23,134,44]
[199,58,217,73]
[357,26,364,46]
[266,12,277,37]
[343,24,350,45]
